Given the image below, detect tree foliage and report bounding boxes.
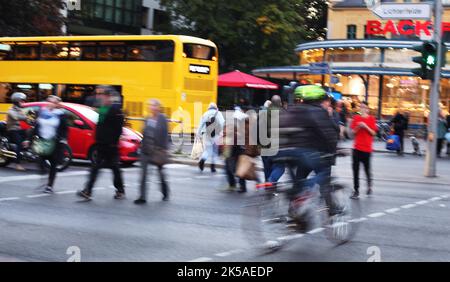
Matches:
[160,0,327,72]
[0,0,65,36]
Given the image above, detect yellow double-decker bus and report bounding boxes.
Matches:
[0,35,218,133]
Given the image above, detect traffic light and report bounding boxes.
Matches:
[412,41,437,80]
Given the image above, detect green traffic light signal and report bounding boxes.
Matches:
[411,41,437,80]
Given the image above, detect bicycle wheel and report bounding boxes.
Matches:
[322,184,361,245]
[241,189,298,252]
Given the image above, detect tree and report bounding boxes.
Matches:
[0,0,65,36]
[160,0,328,72]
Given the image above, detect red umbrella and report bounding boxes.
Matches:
[218,70,279,90]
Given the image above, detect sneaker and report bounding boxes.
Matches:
[77,190,91,200]
[162,195,169,201]
[134,198,147,205]
[198,159,205,171]
[114,192,126,200]
[350,191,359,199]
[367,188,373,196]
[43,186,54,194]
[211,164,216,173]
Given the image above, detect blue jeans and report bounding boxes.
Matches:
[262,156,285,183]
[274,148,331,197]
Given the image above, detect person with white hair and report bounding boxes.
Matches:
[196,103,225,172]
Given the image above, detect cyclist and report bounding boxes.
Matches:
[6,92,28,171]
[275,85,339,214]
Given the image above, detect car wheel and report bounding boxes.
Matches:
[88,146,99,166]
[121,161,136,167]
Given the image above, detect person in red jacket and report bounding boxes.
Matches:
[350,102,377,199]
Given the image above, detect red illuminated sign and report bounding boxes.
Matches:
[366,20,450,36]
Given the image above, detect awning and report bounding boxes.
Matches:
[218,70,279,90]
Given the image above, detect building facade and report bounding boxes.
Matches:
[253,0,450,126]
[64,0,168,35]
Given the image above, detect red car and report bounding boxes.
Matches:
[22,102,142,166]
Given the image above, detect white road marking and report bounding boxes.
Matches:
[368,212,386,218]
[165,164,190,169]
[385,208,401,214]
[56,190,76,195]
[26,194,50,198]
[0,171,89,184]
[0,197,20,202]
[401,204,416,209]
[439,204,446,208]
[277,234,304,241]
[349,217,367,223]
[415,200,428,205]
[188,257,213,262]
[94,187,106,190]
[429,197,442,202]
[196,176,210,179]
[215,249,243,257]
[441,195,449,199]
[307,228,325,234]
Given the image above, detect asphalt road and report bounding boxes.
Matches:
[0,153,449,262]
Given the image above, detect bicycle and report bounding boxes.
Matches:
[241,152,361,252]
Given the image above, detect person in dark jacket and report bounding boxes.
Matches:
[391,110,408,155]
[34,96,68,193]
[447,114,450,156]
[135,99,170,204]
[277,85,339,209]
[77,86,125,200]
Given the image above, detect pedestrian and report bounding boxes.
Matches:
[350,101,377,199]
[77,86,125,200]
[260,100,272,181]
[223,107,247,192]
[447,113,450,156]
[6,92,28,171]
[33,96,68,193]
[135,99,170,204]
[235,108,261,193]
[391,109,408,155]
[437,110,448,158]
[196,103,225,173]
[265,95,285,184]
[336,100,349,140]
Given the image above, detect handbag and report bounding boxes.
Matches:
[32,137,56,157]
[236,154,257,180]
[386,135,401,151]
[190,137,204,160]
[149,147,170,166]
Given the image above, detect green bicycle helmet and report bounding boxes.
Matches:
[294,85,327,101]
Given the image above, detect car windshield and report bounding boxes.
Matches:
[73,106,99,123]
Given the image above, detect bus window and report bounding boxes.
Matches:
[14,43,39,60]
[69,42,97,61]
[98,42,126,61]
[127,40,174,62]
[41,42,70,60]
[183,44,215,60]
[0,83,12,103]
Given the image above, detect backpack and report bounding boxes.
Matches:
[205,111,218,137]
